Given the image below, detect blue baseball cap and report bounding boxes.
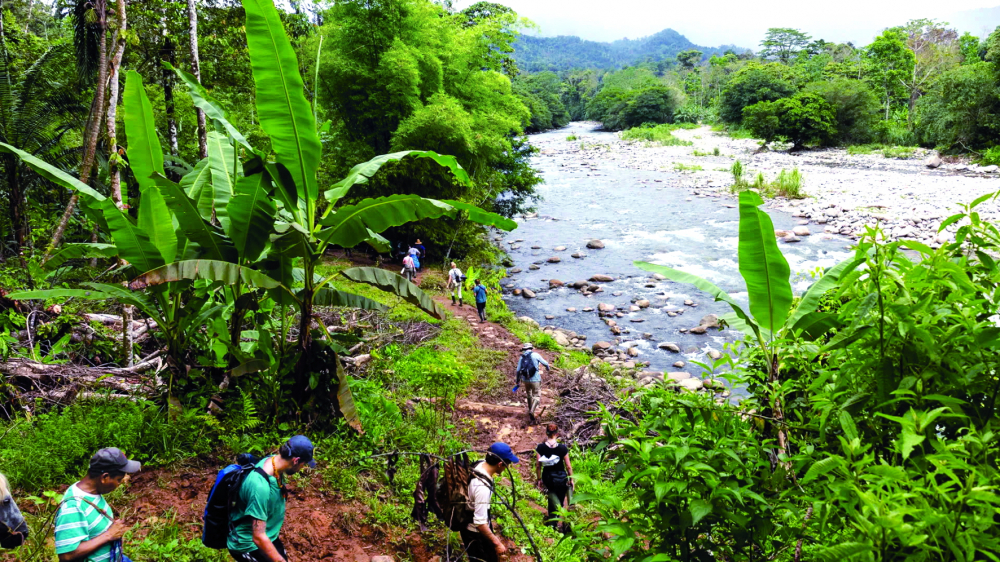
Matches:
[488,442,520,464]
[283,435,317,468]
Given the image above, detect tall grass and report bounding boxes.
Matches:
[621,123,694,146]
[730,161,804,199]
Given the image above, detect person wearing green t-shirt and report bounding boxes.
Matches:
[54,447,141,562]
[228,435,316,562]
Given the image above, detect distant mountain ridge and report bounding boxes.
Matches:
[513,28,743,72]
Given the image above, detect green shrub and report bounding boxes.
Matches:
[773,168,804,198]
[881,146,917,159]
[981,146,1000,166]
[566,134,578,141]
[673,162,703,172]
[913,62,1000,150]
[847,144,882,155]
[620,123,694,146]
[742,92,837,149]
[804,78,880,145]
[713,146,720,156]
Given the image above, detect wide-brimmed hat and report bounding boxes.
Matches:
[521,343,533,351]
[415,239,422,244]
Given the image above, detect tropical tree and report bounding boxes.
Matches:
[864,29,915,120]
[760,28,811,63]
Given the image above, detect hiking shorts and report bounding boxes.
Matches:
[229,538,287,562]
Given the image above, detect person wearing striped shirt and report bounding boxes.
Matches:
[54,448,140,562]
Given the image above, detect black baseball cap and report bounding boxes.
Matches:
[89,448,141,474]
[283,435,317,468]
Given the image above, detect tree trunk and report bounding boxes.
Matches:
[6,163,27,254]
[47,4,109,260]
[107,0,131,366]
[186,0,207,159]
[161,13,179,167]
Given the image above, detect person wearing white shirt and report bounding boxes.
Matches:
[447,262,464,307]
[462,443,519,562]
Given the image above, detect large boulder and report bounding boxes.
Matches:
[522,288,536,299]
[667,371,693,383]
[925,153,943,169]
[678,378,703,392]
[627,346,640,357]
[552,331,571,347]
[699,314,720,329]
[635,299,650,308]
[587,239,606,249]
[598,303,616,312]
[590,274,614,282]
[792,226,811,236]
[592,341,613,353]
[658,342,681,353]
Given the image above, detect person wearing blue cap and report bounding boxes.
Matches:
[462,442,519,562]
[227,436,316,562]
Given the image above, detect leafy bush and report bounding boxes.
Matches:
[913,62,1000,150]
[981,146,1000,165]
[566,134,578,141]
[742,92,837,149]
[718,61,797,124]
[601,85,685,131]
[673,162,703,172]
[881,146,916,159]
[620,123,693,146]
[804,77,880,144]
[673,103,712,124]
[773,168,803,198]
[847,144,881,155]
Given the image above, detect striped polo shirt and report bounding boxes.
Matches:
[54,483,114,561]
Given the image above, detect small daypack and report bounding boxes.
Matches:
[516,354,537,382]
[202,453,263,549]
[435,454,493,532]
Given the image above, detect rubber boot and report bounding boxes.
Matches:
[451,295,456,306]
[459,297,463,308]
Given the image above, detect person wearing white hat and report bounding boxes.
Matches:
[514,343,549,425]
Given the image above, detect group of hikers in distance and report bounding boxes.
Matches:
[30,426,572,562]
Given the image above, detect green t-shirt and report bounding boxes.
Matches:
[227,457,286,553]
[54,483,114,562]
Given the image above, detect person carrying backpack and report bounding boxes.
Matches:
[513,343,549,426]
[54,448,141,562]
[535,423,574,533]
[447,262,465,307]
[462,443,519,562]
[472,279,488,323]
[227,436,316,562]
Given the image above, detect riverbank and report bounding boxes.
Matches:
[554,122,999,245]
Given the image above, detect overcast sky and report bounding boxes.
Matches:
[453,0,1000,48]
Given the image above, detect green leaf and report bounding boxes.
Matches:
[8,289,113,301]
[786,256,864,330]
[339,267,446,319]
[898,428,925,460]
[181,158,214,223]
[137,186,178,264]
[82,282,164,323]
[938,213,964,232]
[312,289,388,311]
[790,311,840,340]
[241,0,321,205]
[801,455,844,483]
[264,161,300,221]
[165,62,253,153]
[0,141,106,203]
[441,199,518,231]
[362,230,391,253]
[104,204,165,275]
[336,357,362,432]
[971,191,995,209]
[129,260,289,296]
[205,131,240,232]
[899,239,934,255]
[152,175,236,262]
[43,243,118,270]
[325,150,474,203]
[317,194,454,249]
[738,190,792,336]
[839,410,858,441]
[816,542,874,561]
[123,71,164,192]
[688,499,713,526]
[635,261,762,343]
[231,358,269,377]
[228,170,277,263]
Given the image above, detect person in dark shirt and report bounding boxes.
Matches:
[535,423,573,532]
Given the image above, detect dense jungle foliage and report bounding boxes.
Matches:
[2,2,1000,561]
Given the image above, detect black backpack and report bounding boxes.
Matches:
[516,355,537,382]
[202,453,263,549]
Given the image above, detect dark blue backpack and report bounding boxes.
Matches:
[202,453,263,549]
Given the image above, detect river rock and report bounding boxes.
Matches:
[590,274,614,282]
[612,291,624,296]
[782,234,801,243]
[666,371,692,383]
[549,279,564,288]
[630,318,644,323]
[652,273,666,280]
[706,349,723,360]
[548,256,561,263]
[587,239,605,249]
[553,332,571,346]
[678,378,703,392]
[690,325,707,334]
[598,303,615,312]
[545,314,555,320]
[592,341,613,353]
[513,288,522,296]
[925,153,943,169]
[571,252,586,259]
[611,325,622,335]
[554,246,567,251]
[629,305,640,312]
[684,299,695,306]
[517,316,539,328]
[529,264,540,270]
[673,361,685,368]
[569,280,588,289]
[635,299,650,308]
[658,342,681,353]
[703,378,725,391]
[699,314,720,329]
[775,229,788,237]
[627,347,639,357]
[509,268,522,274]
[582,307,594,312]
[984,165,999,173]
[522,289,536,298]
[531,245,541,249]
[792,226,811,236]
[566,307,576,312]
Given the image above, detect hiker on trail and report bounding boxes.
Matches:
[448,262,465,307]
[463,443,519,562]
[54,447,141,562]
[402,253,416,282]
[228,436,316,562]
[472,279,488,323]
[408,241,423,271]
[413,239,426,267]
[536,423,574,533]
[514,343,549,426]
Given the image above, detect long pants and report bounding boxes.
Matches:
[460,529,499,562]
[545,483,571,529]
[476,301,487,322]
[230,538,287,562]
[525,381,541,417]
[404,267,416,282]
[451,285,462,301]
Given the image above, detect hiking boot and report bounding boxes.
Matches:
[451,296,456,306]
[528,413,537,426]
[458,297,464,307]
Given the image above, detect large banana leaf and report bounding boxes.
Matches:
[317,194,454,249]
[334,356,362,432]
[82,282,165,323]
[241,0,320,206]
[264,161,301,224]
[228,170,277,263]
[737,190,792,338]
[786,256,865,331]
[104,204,165,275]
[153,175,237,262]
[137,187,178,264]
[325,150,474,204]
[123,71,164,192]
[44,243,119,270]
[0,142,106,203]
[205,131,240,232]
[311,288,387,312]
[165,62,253,153]
[181,157,213,223]
[129,260,290,296]
[8,288,113,301]
[340,267,445,319]
[635,261,762,343]
[441,199,517,231]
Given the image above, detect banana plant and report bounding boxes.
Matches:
[635,190,862,457]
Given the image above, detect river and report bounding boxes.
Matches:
[501,122,853,378]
